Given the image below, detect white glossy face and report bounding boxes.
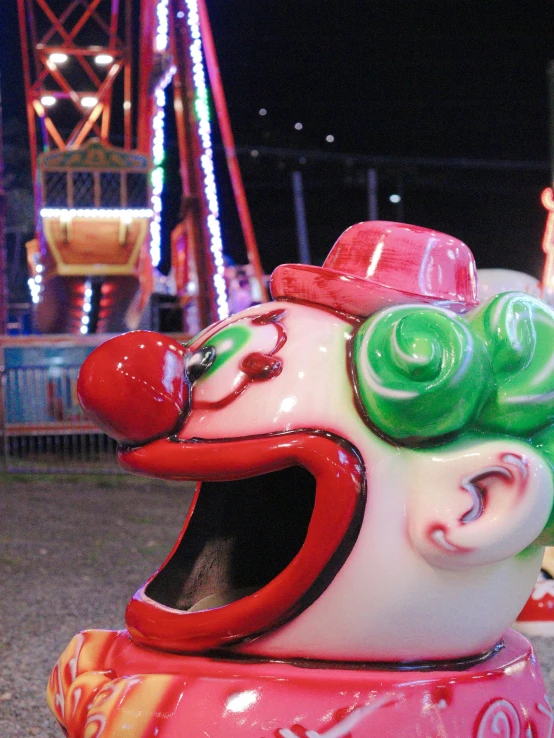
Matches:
[236,439,550,663]
[181,302,371,443]
[175,302,554,661]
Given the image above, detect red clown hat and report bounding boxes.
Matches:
[270,221,479,317]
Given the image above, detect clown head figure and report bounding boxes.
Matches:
[75,221,554,663]
[48,221,554,738]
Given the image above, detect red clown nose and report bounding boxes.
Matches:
[77,331,188,445]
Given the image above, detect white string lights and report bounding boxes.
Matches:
[27,264,44,304]
[156,0,170,52]
[40,208,153,219]
[80,279,93,334]
[150,0,174,269]
[184,0,229,319]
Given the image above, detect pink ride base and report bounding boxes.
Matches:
[49,628,552,737]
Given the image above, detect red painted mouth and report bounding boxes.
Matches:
[120,431,365,653]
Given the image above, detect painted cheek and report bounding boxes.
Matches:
[193,321,285,405]
[240,352,283,380]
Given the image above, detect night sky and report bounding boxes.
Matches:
[2,1,554,277]
[208,1,552,161]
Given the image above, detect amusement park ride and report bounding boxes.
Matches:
[16,0,267,336]
[4,4,554,736]
[8,0,554,336]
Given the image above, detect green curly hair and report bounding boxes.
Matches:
[353,291,554,525]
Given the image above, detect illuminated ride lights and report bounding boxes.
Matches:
[48,53,68,65]
[184,0,229,319]
[27,264,44,304]
[40,208,153,219]
[147,0,229,319]
[150,0,173,270]
[150,76,173,270]
[94,54,114,65]
[28,276,41,304]
[80,280,93,334]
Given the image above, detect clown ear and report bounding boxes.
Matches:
[407,438,554,569]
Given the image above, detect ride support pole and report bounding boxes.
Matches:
[197,0,268,303]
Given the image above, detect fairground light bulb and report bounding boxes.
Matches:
[95,54,113,65]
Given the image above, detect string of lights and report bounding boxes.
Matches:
[80,279,93,334]
[150,0,173,269]
[40,208,153,219]
[184,0,229,319]
[27,263,44,305]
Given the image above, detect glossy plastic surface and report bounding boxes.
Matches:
[271,221,479,315]
[125,431,365,652]
[52,221,554,736]
[77,331,187,444]
[48,628,553,737]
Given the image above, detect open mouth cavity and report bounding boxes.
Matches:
[120,431,365,654]
[147,467,316,612]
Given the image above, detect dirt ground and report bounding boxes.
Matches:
[0,473,192,737]
[1,472,554,737]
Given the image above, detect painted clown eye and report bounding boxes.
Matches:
[196,324,252,381]
[185,345,216,383]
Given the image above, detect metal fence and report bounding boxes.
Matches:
[0,361,119,473]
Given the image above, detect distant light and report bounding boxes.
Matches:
[299,156,307,165]
[176,10,185,18]
[294,122,303,131]
[325,134,335,143]
[41,95,57,107]
[258,108,267,116]
[389,194,401,204]
[94,54,113,65]
[81,96,98,108]
[79,325,88,334]
[49,53,68,64]
[250,149,259,158]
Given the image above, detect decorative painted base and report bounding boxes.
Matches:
[48,628,552,738]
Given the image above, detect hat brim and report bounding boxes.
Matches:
[270,264,476,317]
